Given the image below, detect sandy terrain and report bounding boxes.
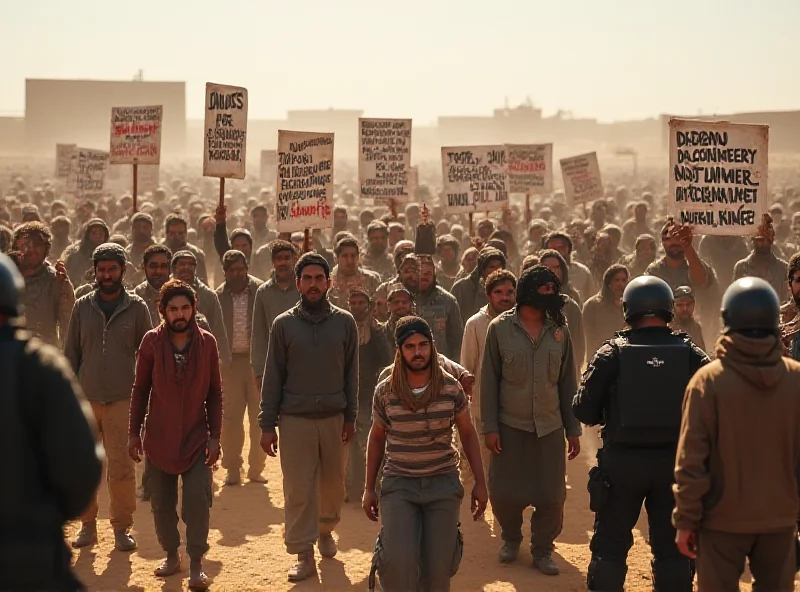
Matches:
[71,427,789,591]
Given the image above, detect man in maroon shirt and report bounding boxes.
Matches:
[128,279,223,591]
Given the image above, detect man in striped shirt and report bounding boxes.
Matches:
[362,316,488,592]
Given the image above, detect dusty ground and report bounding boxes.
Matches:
[71,427,791,591]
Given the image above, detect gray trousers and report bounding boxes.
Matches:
[488,423,566,556]
[148,453,212,561]
[346,409,372,498]
[376,473,464,592]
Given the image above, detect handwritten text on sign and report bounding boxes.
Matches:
[276,130,334,232]
[668,118,768,236]
[441,146,509,214]
[560,152,603,205]
[56,144,76,179]
[109,105,163,165]
[359,118,412,201]
[203,83,248,179]
[506,144,553,194]
[260,149,278,184]
[69,148,109,196]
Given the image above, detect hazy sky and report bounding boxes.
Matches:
[1,0,797,124]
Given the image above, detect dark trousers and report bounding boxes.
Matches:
[587,445,692,592]
[696,528,796,592]
[148,453,212,561]
[488,424,566,557]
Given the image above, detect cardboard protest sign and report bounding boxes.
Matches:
[506,143,553,194]
[275,130,334,233]
[203,83,248,179]
[358,118,412,202]
[109,105,163,165]
[441,146,509,213]
[260,149,278,184]
[55,143,76,178]
[559,152,603,205]
[69,148,109,197]
[668,118,768,236]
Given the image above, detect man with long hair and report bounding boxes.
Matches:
[363,316,488,591]
[481,265,581,575]
[128,279,222,590]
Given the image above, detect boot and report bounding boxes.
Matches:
[498,541,520,563]
[72,522,97,548]
[154,552,181,577]
[188,559,211,591]
[288,551,317,582]
[114,529,137,552]
[533,553,560,575]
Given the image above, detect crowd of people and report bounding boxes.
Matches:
[2,160,800,591]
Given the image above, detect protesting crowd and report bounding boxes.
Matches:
[2,146,800,592]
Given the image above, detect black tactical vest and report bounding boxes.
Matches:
[613,339,691,445]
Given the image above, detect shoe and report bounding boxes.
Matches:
[72,523,97,548]
[154,553,182,577]
[188,560,211,591]
[498,541,520,563]
[288,551,317,582]
[318,533,337,558]
[247,471,267,484]
[114,530,137,552]
[224,470,241,486]
[533,554,560,575]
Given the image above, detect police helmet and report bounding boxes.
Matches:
[721,277,779,334]
[0,252,24,318]
[622,275,674,323]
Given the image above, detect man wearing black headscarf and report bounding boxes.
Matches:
[480,265,581,576]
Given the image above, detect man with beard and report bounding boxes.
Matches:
[382,283,415,338]
[674,278,800,590]
[213,205,257,267]
[574,276,708,591]
[329,237,381,311]
[47,215,72,263]
[251,240,299,386]
[363,316,488,592]
[373,240,415,322]
[480,265,581,575]
[451,247,506,322]
[544,231,596,304]
[539,250,586,370]
[345,288,393,502]
[171,250,230,368]
[64,218,109,287]
[461,269,516,483]
[164,214,208,285]
[128,279,222,591]
[414,255,464,362]
[435,234,461,292]
[259,252,358,581]
[361,221,395,281]
[215,250,265,486]
[646,222,712,291]
[672,286,706,352]
[733,216,788,301]
[621,201,654,252]
[64,243,152,551]
[620,234,657,279]
[135,245,173,327]
[125,213,157,286]
[11,222,75,348]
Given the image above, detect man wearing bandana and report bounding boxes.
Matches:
[480,265,581,576]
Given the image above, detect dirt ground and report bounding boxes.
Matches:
[71,427,789,591]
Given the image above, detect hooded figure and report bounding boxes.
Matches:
[63,218,110,287]
[451,247,507,321]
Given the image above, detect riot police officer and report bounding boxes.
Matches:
[0,252,103,591]
[572,275,708,592]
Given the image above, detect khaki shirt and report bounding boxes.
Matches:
[480,309,581,438]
